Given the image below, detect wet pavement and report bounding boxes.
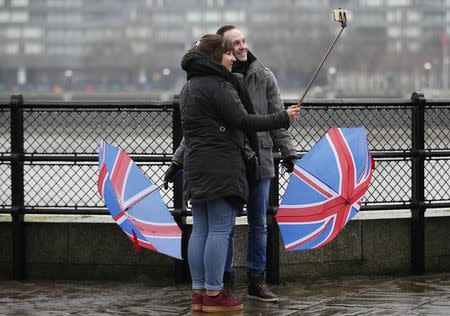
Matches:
[1,273,450,315]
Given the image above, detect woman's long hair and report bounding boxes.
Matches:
[188,34,233,63]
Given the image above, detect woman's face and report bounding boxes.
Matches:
[221,50,236,71]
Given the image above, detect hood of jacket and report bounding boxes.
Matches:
[181,52,230,80]
[181,51,260,161]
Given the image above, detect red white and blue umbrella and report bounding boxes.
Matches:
[276,127,374,251]
[98,142,182,259]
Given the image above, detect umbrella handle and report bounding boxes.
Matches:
[175,169,183,178]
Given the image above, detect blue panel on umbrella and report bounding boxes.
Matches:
[279,221,325,244]
[281,172,331,206]
[278,218,334,251]
[103,178,122,217]
[346,206,359,224]
[102,144,120,171]
[299,136,340,193]
[128,192,174,222]
[119,219,146,240]
[122,162,154,202]
[146,237,181,259]
[291,220,333,250]
[341,127,368,180]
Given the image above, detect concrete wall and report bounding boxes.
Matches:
[425,217,450,272]
[0,223,12,279]
[277,219,411,281]
[1,215,450,283]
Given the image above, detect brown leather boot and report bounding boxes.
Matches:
[247,272,278,302]
[223,271,236,296]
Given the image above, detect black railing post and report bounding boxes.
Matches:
[172,97,190,283]
[266,158,280,284]
[410,91,426,274]
[10,94,25,280]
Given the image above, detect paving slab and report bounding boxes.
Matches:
[1,273,450,315]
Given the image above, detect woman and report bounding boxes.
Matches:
[179,34,300,313]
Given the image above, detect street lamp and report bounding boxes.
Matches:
[64,69,73,100]
[162,68,171,76]
[424,62,432,89]
[327,67,337,96]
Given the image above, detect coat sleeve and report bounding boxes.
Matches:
[172,137,185,165]
[215,81,290,132]
[265,69,297,158]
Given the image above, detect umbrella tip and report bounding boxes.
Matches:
[132,229,141,253]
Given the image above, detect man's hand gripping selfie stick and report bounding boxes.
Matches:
[298,9,348,105]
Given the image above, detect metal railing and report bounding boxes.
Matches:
[1,92,450,281]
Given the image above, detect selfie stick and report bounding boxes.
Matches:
[298,9,348,104]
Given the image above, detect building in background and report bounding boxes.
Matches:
[0,0,448,98]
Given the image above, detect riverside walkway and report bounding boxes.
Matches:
[1,273,450,315]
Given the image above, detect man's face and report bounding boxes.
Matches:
[223,28,247,62]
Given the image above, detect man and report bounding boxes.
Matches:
[164,25,297,302]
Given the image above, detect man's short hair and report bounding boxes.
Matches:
[216,25,236,36]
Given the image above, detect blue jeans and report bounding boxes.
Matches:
[225,178,271,277]
[188,198,237,291]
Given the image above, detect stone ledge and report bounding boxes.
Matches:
[0,208,449,224]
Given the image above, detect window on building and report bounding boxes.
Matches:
[386,0,410,5]
[153,13,182,23]
[47,13,81,23]
[47,29,82,40]
[192,26,205,39]
[6,43,20,54]
[0,11,9,22]
[423,11,445,24]
[360,0,383,6]
[252,12,272,23]
[46,0,60,6]
[66,0,82,6]
[12,0,28,6]
[405,27,420,38]
[131,42,148,54]
[205,11,220,22]
[407,41,420,52]
[418,0,444,5]
[47,0,81,6]
[388,40,402,52]
[293,0,328,7]
[6,28,21,38]
[24,42,43,54]
[386,10,402,23]
[186,11,201,22]
[387,26,401,37]
[359,12,385,25]
[158,29,184,41]
[406,11,420,22]
[10,11,29,23]
[125,27,150,38]
[23,27,43,38]
[47,44,83,55]
[224,11,243,22]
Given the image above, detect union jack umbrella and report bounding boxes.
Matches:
[98,141,182,259]
[276,127,374,251]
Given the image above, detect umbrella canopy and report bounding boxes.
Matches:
[98,142,182,259]
[276,127,374,251]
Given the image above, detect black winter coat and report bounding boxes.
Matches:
[179,53,290,208]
